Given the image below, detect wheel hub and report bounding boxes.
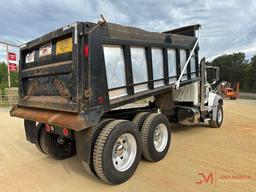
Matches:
[57,136,65,145]
[153,123,168,152]
[115,144,125,156]
[112,133,137,172]
[154,129,160,142]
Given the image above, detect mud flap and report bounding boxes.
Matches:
[74,127,94,164]
[24,120,42,144]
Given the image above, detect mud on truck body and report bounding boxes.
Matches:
[10,21,223,184]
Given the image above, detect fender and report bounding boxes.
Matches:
[208,92,223,120]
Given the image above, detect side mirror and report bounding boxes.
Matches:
[206,66,220,85]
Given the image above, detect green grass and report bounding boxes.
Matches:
[0,103,9,107]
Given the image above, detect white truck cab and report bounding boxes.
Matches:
[172,59,223,127]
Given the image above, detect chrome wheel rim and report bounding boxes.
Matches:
[217,109,222,123]
[112,133,137,172]
[153,123,168,152]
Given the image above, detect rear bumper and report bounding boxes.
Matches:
[10,105,97,131]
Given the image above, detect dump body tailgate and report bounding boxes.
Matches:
[18,22,84,113]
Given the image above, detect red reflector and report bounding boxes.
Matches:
[63,128,69,136]
[84,45,89,58]
[98,96,104,104]
[45,124,51,132]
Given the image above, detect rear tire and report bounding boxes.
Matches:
[141,113,171,162]
[209,104,223,128]
[39,126,76,160]
[35,127,46,154]
[81,118,114,177]
[93,120,141,184]
[132,112,150,130]
[23,120,45,154]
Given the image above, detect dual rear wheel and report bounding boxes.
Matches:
[139,113,171,162]
[31,112,171,184]
[91,113,171,184]
[93,120,141,184]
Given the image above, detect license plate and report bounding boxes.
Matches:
[56,37,72,55]
[39,43,52,57]
[25,51,35,63]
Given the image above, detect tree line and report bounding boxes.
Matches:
[206,53,256,93]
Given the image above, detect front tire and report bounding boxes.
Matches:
[93,120,141,184]
[209,104,223,128]
[141,113,171,162]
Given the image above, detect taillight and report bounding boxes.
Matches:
[98,96,104,104]
[84,44,89,58]
[45,124,51,132]
[63,128,69,136]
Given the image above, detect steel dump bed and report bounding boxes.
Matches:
[11,21,200,130]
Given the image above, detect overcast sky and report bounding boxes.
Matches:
[0,0,256,63]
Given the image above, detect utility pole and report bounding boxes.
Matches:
[6,44,11,88]
[0,41,20,88]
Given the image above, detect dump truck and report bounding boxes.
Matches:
[10,20,223,184]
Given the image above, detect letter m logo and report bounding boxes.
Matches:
[196,172,214,184]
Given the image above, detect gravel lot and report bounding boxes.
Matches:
[0,99,255,192]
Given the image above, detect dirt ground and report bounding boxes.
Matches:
[0,99,256,192]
